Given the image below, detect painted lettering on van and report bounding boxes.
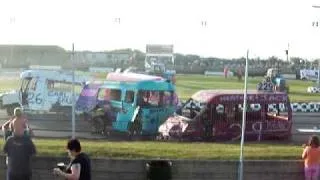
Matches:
[48,91,72,104]
[27,92,43,104]
[252,121,289,132]
[219,94,287,103]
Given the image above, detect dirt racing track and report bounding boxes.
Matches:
[0,110,318,143]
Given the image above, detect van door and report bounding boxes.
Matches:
[201,107,213,139]
[107,89,134,132]
[25,77,45,111]
[120,90,137,133]
[135,90,175,135]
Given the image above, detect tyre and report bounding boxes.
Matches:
[128,118,142,137]
[92,116,106,135]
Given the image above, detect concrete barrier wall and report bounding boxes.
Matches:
[0,156,305,180]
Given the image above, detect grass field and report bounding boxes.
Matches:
[5,139,302,160]
[0,74,316,160]
[176,74,318,102]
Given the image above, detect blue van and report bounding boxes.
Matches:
[76,72,178,136]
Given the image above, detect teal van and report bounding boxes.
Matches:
[80,72,178,136]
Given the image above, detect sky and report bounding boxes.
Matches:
[1,0,320,60]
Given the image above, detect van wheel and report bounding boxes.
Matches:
[128,119,142,137]
[92,116,106,135]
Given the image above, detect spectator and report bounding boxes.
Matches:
[1,107,33,141]
[302,135,320,180]
[237,65,243,81]
[223,65,229,78]
[53,138,91,180]
[3,133,36,180]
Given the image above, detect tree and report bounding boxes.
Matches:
[290,57,303,66]
[267,56,281,66]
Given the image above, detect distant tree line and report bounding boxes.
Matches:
[1,46,319,75]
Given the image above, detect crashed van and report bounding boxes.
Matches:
[0,69,89,115]
[158,90,292,141]
[76,72,179,136]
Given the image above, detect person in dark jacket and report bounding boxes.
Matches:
[53,138,91,180]
[4,135,36,180]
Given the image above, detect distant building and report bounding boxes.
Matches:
[72,51,131,67]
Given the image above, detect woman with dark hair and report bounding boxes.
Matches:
[53,138,91,180]
[302,135,320,180]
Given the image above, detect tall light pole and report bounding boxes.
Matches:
[312,5,320,87]
[71,43,76,138]
[238,49,249,180]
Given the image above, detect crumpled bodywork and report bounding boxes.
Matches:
[158,115,195,138]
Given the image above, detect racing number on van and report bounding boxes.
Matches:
[27,92,43,104]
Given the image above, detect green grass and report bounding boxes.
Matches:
[0,79,19,92]
[0,139,303,160]
[176,74,318,102]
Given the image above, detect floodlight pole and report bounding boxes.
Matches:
[238,49,249,180]
[71,43,76,139]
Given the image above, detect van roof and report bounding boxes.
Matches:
[20,69,88,84]
[99,79,175,91]
[192,90,289,104]
[106,72,164,82]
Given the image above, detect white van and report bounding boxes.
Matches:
[0,69,89,115]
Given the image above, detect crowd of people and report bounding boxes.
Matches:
[1,107,92,180]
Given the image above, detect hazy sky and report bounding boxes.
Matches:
[1,0,320,60]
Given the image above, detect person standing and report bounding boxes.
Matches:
[3,134,36,180]
[53,138,91,180]
[223,65,229,79]
[237,65,243,81]
[1,107,33,140]
[302,135,320,180]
